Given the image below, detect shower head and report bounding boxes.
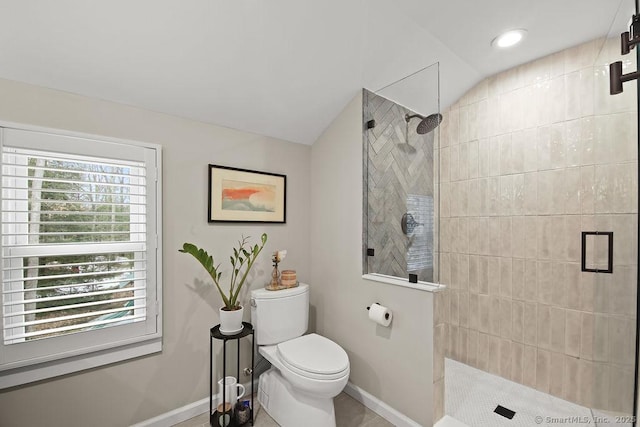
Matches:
[405,113,443,134]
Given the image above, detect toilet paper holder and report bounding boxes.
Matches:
[366,303,390,320]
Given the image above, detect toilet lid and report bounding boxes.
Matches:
[276,333,349,376]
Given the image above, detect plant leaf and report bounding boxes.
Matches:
[178,242,231,308]
[180,234,268,310]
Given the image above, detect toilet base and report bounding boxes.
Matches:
[258,368,336,427]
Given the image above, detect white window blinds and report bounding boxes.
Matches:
[2,147,148,343]
[0,128,161,381]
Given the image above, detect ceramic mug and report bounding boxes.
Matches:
[218,376,245,405]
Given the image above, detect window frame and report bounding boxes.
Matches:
[0,123,162,389]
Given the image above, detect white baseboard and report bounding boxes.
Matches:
[131,379,258,427]
[344,382,423,427]
[131,396,209,427]
[132,379,421,427]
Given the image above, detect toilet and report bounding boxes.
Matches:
[251,283,350,427]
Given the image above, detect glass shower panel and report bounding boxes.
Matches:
[590,10,638,422]
[363,62,440,283]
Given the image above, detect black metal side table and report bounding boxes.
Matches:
[210,321,255,426]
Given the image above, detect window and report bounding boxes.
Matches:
[0,127,162,388]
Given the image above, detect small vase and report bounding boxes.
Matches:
[219,306,244,335]
[266,260,282,291]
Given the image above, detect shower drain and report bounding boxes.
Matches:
[494,405,516,419]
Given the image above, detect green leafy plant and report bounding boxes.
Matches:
[179,233,268,310]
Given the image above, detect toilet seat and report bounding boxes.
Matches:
[276,333,349,380]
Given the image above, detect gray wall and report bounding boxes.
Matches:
[0,78,311,427]
[439,37,638,413]
[311,91,435,426]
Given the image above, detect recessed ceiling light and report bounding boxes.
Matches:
[491,29,527,49]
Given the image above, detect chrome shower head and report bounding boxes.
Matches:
[405,113,443,134]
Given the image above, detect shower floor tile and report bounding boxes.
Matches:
[444,358,631,427]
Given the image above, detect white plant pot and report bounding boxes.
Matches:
[219,306,244,335]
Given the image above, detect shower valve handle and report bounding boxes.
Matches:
[401,213,423,235]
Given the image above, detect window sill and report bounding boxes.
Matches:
[362,273,446,293]
[0,337,161,390]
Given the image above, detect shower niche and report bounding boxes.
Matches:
[362,62,441,285]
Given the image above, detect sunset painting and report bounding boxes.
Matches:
[221,180,276,212]
[209,164,286,223]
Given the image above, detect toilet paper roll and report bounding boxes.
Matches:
[368,303,392,327]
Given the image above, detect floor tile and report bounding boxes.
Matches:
[335,392,380,427]
[172,411,208,427]
[360,416,395,427]
[174,392,393,427]
[444,358,632,427]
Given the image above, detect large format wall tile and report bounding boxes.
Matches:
[439,37,637,414]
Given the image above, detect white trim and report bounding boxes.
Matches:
[131,380,420,427]
[0,339,161,389]
[0,123,164,387]
[0,120,162,151]
[363,273,446,293]
[131,379,258,427]
[344,382,423,427]
[131,397,209,427]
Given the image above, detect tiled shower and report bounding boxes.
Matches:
[438,34,637,421]
[363,34,638,426]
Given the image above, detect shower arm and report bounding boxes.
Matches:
[405,113,424,122]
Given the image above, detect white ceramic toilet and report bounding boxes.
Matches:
[250,283,350,427]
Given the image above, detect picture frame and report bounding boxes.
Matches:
[208,164,286,223]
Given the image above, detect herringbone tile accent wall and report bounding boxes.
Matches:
[363,89,435,282]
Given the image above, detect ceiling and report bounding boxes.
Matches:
[0,0,633,145]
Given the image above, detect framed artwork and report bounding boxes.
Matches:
[208,164,286,223]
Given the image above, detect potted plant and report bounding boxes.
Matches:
[179,233,267,334]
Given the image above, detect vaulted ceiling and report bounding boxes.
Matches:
[0,0,633,145]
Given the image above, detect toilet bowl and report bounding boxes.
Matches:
[260,333,350,398]
[251,284,350,427]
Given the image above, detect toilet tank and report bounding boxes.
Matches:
[251,283,309,345]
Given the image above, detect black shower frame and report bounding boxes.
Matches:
[634,0,640,424]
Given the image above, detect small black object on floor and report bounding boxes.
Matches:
[494,405,516,419]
